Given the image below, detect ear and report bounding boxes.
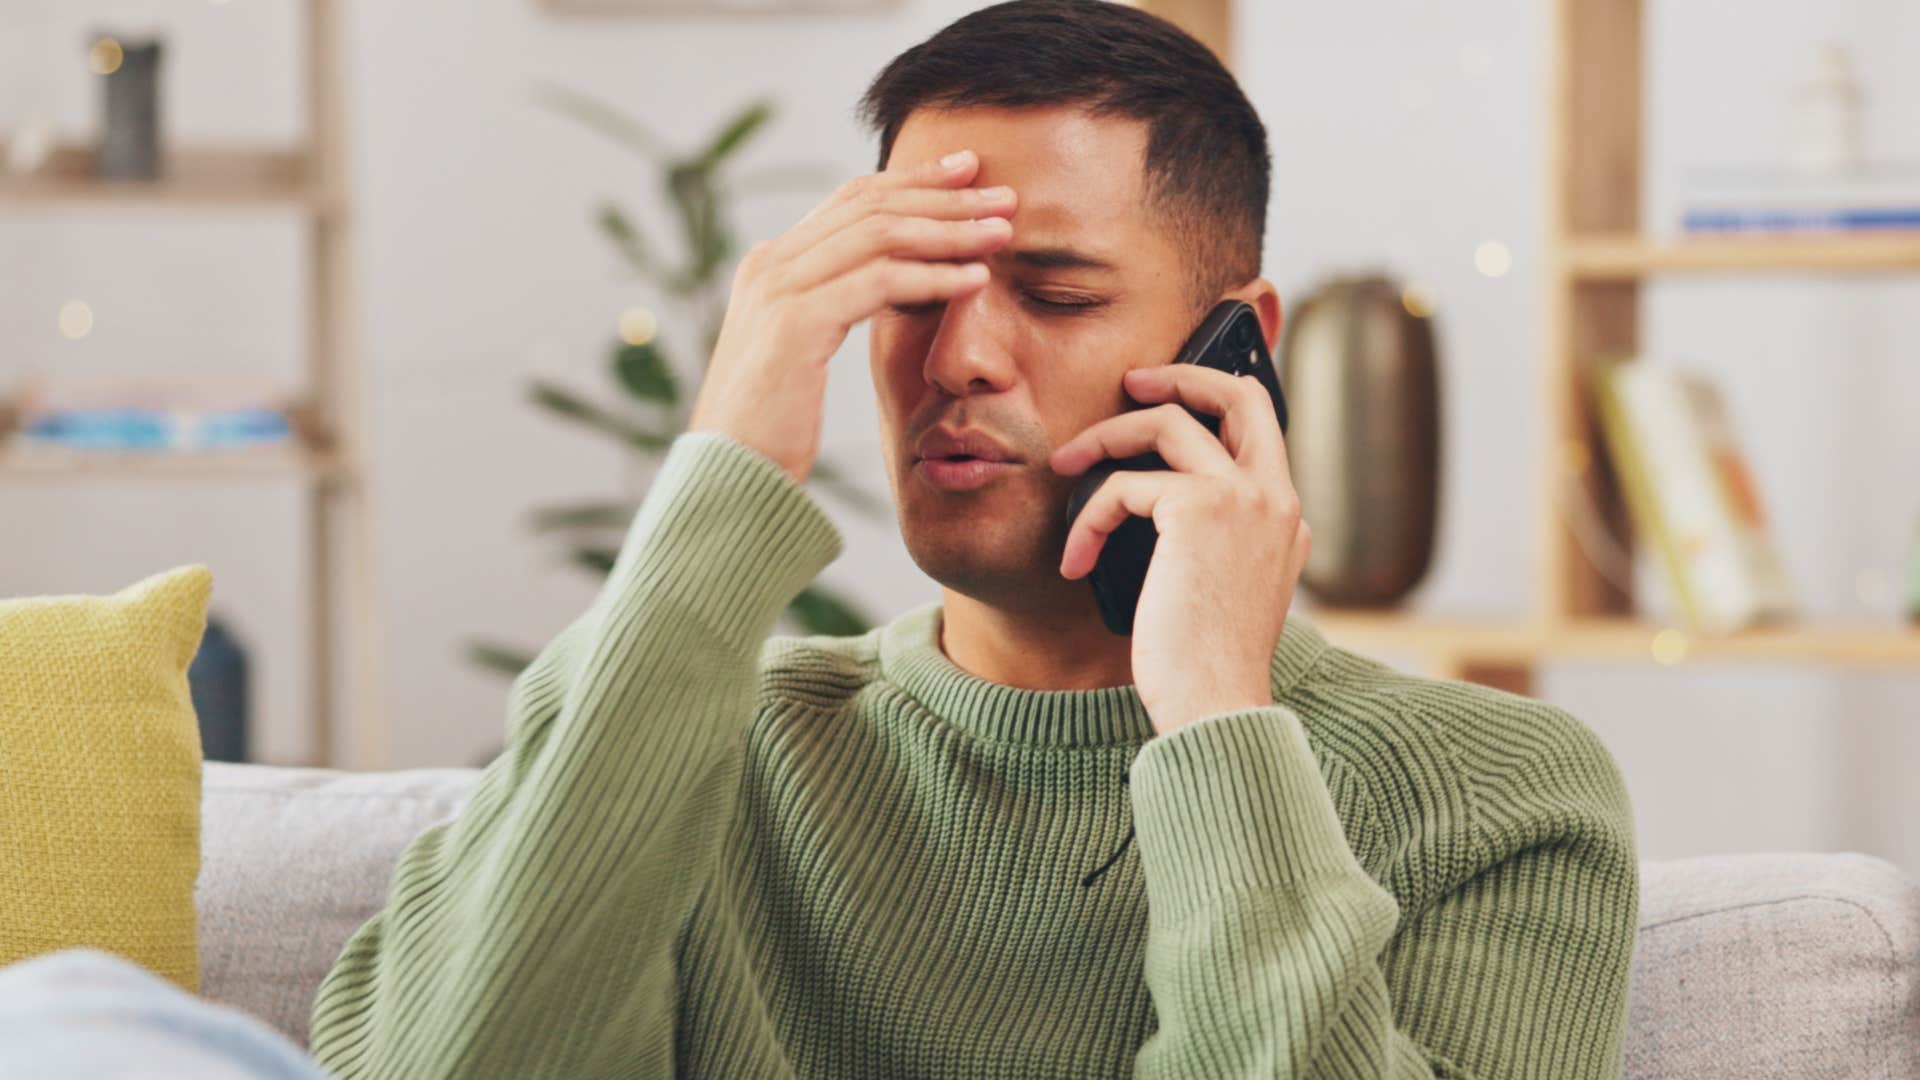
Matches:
[1221,278,1284,353]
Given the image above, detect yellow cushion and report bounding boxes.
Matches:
[0,565,210,991]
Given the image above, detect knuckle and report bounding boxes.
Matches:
[1250,383,1280,418]
[870,213,908,246]
[737,239,771,274]
[1273,491,1303,523]
[866,259,903,302]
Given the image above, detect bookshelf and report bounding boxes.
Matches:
[1139,0,1920,693]
[0,0,384,769]
[1566,233,1920,277]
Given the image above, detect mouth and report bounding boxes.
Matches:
[910,426,1023,490]
[913,455,1018,492]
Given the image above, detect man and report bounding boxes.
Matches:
[311,2,1639,1077]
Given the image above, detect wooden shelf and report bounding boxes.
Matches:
[0,143,330,213]
[1309,610,1920,668]
[1564,232,1920,278]
[0,439,347,483]
[4,0,382,768]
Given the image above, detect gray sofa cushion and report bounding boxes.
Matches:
[194,762,476,1047]
[1626,852,1920,1080]
[196,764,1920,1075]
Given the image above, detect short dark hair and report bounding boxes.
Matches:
[856,0,1270,311]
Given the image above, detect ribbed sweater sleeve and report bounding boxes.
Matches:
[307,431,842,1080]
[1127,704,1636,1080]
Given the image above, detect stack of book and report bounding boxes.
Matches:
[1591,360,1797,634]
[1681,167,1920,235]
[4,375,294,453]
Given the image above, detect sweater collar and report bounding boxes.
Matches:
[876,601,1331,748]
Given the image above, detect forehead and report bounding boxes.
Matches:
[888,105,1152,244]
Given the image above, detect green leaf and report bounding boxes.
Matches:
[665,164,734,289]
[596,203,654,276]
[530,80,672,161]
[569,545,620,576]
[527,500,638,533]
[785,585,870,636]
[467,639,536,677]
[527,379,674,451]
[613,339,679,405]
[693,100,773,172]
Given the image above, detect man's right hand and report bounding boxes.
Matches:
[687,148,1019,485]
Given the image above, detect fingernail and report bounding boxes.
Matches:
[979,185,1013,199]
[941,150,971,169]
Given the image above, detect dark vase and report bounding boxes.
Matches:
[189,615,250,763]
[1908,514,1920,623]
[1279,274,1442,608]
[95,34,164,181]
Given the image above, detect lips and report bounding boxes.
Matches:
[910,428,1021,493]
[912,428,1019,465]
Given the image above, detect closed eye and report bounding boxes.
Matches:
[888,292,1107,318]
[1022,292,1106,315]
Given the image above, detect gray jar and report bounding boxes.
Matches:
[1279,275,1442,608]
[95,34,164,181]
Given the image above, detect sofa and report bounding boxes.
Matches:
[196,762,1920,1078]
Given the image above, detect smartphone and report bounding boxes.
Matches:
[1062,299,1289,636]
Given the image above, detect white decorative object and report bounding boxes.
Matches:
[4,123,55,176]
[1794,42,1866,177]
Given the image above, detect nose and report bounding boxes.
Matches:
[922,285,1016,398]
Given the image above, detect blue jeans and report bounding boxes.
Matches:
[0,949,331,1080]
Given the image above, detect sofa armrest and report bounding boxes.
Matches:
[1626,852,1920,1080]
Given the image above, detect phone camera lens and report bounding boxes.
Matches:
[1227,320,1255,352]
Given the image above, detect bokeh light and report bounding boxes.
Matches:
[618,307,659,347]
[59,300,95,340]
[1475,240,1513,278]
[1649,627,1690,666]
[88,38,124,76]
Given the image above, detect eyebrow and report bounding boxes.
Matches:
[1004,246,1118,273]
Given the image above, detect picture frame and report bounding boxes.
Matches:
[540,0,900,14]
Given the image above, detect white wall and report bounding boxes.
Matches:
[4,0,1916,869]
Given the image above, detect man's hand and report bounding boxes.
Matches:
[1048,365,1311,735]
[688,149,1018,484]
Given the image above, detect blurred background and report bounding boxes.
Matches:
[3,0,1917,872]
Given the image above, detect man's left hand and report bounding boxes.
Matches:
[1049,364,1311,736]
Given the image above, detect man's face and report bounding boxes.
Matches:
[870,104,1201,610]
[871,105,1198,611]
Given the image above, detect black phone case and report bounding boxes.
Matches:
[1063,299,1289,636]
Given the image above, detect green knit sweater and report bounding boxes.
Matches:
[309,431,1638,1080]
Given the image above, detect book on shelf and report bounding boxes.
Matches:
[1590,360,1798,635]
[2,374,294,454]
[1679,165,1920,235]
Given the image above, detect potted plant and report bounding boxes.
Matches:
[469,88,883,676]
